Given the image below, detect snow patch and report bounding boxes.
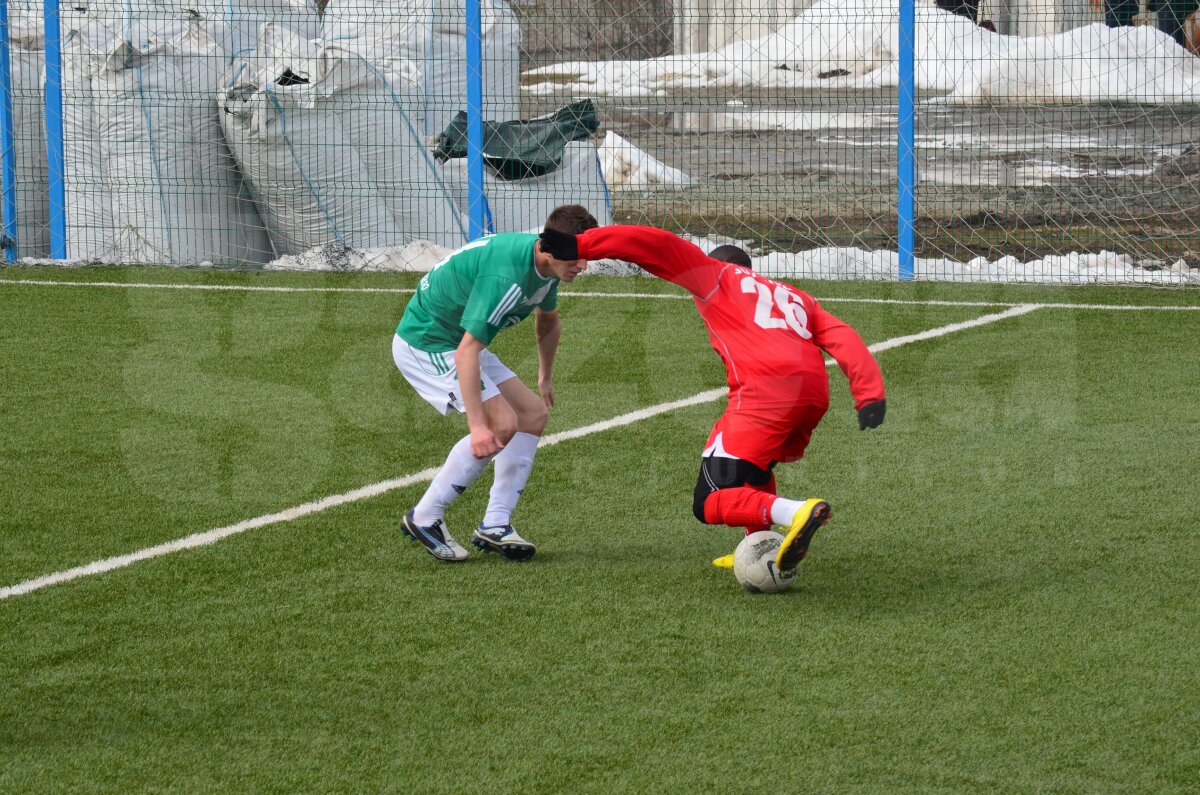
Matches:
[524,0,1200,105]
[263,240,452,272]
[256,238,1199,284]
[598,132,691,190]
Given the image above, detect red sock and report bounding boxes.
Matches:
[704,487,776,530]
[743,474,777,535]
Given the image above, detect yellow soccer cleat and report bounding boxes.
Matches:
[711,553,735,569]
[776,499,832,572]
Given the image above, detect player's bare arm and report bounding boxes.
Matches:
[455,332,503,458]
[535,308,561,409]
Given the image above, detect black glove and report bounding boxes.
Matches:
[538,228,580,261]
[857,399,886,430]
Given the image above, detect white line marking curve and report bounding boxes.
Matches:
[0,305,1041,601]
[1,277,1198,311]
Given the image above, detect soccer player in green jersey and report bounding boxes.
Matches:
[393,205,599,562]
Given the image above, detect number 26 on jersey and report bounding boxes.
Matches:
[740,276,813,339]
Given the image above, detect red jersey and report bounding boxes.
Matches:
[576,226,885,411]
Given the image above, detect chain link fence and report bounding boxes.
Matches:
[3,0,1198,282]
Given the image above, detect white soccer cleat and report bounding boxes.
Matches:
[471,524,537,562]
[401,510,469,562]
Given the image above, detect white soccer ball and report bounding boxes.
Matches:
[732,530,796,594]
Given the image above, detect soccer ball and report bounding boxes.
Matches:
[732,530,796,594]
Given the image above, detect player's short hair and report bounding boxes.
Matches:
[708,244,753,269]
[545,204,599,235]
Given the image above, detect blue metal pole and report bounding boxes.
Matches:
[0,0,20,260]
[43,0,66,259]
[897,0,916,281]
[465,0,487,240]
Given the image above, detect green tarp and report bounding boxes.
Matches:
[433,99,600,181]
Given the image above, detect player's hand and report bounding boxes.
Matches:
[470,426,504,458]
[538,228,579,260]
[858,399,886,430]
[539,377,556,409]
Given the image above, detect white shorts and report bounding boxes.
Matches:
[392,334,517,416]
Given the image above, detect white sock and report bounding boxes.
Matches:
[413,435,495,525]
[482,431,539,527]
[770,498,805,527]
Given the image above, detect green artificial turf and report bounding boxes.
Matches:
[1,268,1197,793]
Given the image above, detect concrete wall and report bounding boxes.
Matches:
[978,0,1102,36]
[511,0,674,65]
[674,0,809,53]
[673,0,1107,48]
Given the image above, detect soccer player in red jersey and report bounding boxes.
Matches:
[539,225,886,572]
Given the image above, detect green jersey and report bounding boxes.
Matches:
[396,233,560,353]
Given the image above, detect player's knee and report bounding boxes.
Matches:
[520,401,549,435]
[693,455,771,523]
[489,405,519,445]
[495,420,517,446]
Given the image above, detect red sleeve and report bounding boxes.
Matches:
[576,226,720,298]
[806,298,885,409]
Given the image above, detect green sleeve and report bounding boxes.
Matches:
[539,280,559,312]
[460,276,516,345]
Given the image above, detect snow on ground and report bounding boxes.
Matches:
[749,247,1198,284]
[599,132,691,189]
[524,0,1200,104]
[19,242,1197,283]
[259,238,1199,285]
[262,240,453,272]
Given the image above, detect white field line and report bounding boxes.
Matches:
[1,304,1040,601]
[0,278,417,295]
[2,277,1199,311]
[864,303,1041,353]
